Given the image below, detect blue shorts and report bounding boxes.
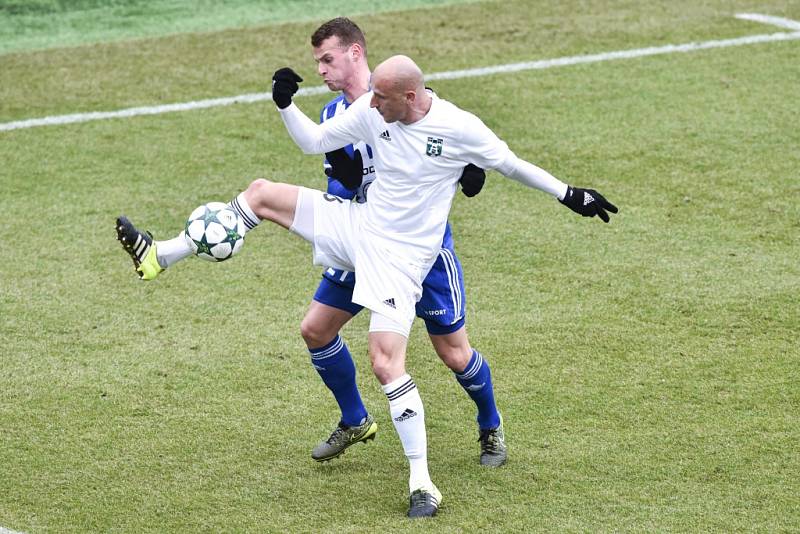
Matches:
[313,248,467,335]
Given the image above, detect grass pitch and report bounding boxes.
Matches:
[1,1,799,532]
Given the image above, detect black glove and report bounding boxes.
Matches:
[459,164,486,197]
[272,67,303,109]
[324,148,364,190]
[560,186,618,223]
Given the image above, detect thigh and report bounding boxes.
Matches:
[352,240,422,335]
[246,179,300,230]
[298,188,359,272]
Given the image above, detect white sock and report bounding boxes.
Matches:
[228,192,261,232]
[155,192,261,269]
[155,233,192,268]
[382,374,432,493]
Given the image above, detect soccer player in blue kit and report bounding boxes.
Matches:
[299,18,508,469]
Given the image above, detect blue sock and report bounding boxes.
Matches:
[455,350,500,430]
[309,335,368,427]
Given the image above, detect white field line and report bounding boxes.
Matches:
[0,527,27,534]
[425,30,799,81]
[735,13,800,30]
[1,14,799,133]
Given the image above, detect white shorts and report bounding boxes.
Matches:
[290,187,426,337]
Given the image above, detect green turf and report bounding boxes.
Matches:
[0,0,481,55]
[1,0,799,532]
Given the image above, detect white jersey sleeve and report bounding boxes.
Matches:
[498,155,569,199]
[279,94,373,154]
[458,111,568,199]
[455,112,515,170]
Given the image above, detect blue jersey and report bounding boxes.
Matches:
[320,95,375,204]
[320,94,454,286]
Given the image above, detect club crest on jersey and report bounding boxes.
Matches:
[426,137,443,157]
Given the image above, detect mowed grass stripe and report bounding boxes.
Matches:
[0,0,482,55]
[2,17,799,132]
[1,0,792,123]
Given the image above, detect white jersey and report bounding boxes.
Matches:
[282,92,514,268]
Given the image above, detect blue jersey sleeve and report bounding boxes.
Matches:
[320,97,357,200]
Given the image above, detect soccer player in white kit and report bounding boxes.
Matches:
[271,55,617,516]
[300,18,507,472]
[115,54,617,518]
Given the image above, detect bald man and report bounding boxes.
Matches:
[115,54,617,519]
[298,18,506,477]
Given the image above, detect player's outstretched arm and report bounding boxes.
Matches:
[498,155,617,223]
[459,112,617,221]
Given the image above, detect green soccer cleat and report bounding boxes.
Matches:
[311,414,377,462]
[478,414,507,467]
[116,216,163,280]
[407,485,442,518]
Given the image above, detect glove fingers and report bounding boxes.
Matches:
[596,206,610,223]
[603,200,619,213]
[592,191,618,213]
[275,67,301,79]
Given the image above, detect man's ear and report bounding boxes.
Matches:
[351,43,364,61]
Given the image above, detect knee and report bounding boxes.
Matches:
[244,178,273,210]
[368,333,407,384]
[437,344,473,373]
[370,356,395,384]
[300,315,334,348]
[370,347,403,384]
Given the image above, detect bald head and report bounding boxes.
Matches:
[370,55,431,124]
[373,55,425,93]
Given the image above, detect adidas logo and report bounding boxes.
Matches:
[379,130,391,141]
[394,408,418,422]
[383,297,396,309]
[583,191,595,206]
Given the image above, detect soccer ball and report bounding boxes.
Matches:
[184,202,245,262]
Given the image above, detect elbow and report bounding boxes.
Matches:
[288,138,321,155]
[293,138,325,155]
[496,153,520,178]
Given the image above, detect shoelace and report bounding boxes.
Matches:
[326,425,348,445]
[409,490,432,508]
[478,428,500,453]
